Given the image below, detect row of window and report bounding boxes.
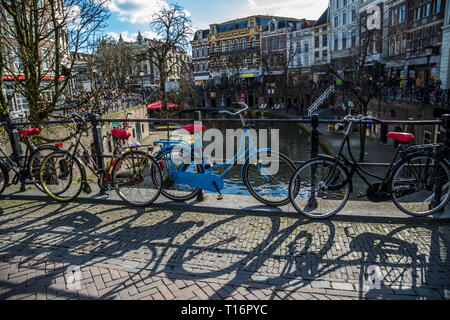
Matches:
[2,45,56,72]
[413,0,441,21]
[333,0,357,10]
[193,47,209,59]
[334,8,358,28]
[194,63,209,72]
[210,54,258,68]
[264,37,284,51]
[392,5,407,25]
[211,38,257,53]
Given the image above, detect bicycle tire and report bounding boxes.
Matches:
[0,161,8,196]
[155,146,203,202]
[289,157,351,219]
[243,151,297,206]
[40,151,85,202]
[112,150,163,207]
[28,146,59,193]
[391,152,450,217]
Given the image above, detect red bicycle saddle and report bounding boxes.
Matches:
[387,132,415,143]
[19,128,40,137]
[111,128,132,140]
[184,124,206,134]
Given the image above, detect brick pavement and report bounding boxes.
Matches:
[0,199,449,300]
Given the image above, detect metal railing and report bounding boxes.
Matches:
[1,111,450,202]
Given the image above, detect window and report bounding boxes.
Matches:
[265,39,269,51]
[235,40,239,50]
[425,3,431,17]
[400,5,406,22]
[334,15,339,28]
[1,45,9,68]
[213,43,217,53]
[334,33,339,50]
[415,7,421,21]
[241,39,246,49]
[435,0,441,14]
[352,9,357,22]
[228,41,232,51]
[272,38,276,50]
[251,37,256,48]
[343,12,347,25]
[204,47,208,56]
[41,49,49,70]
[221,42,226,52]
[14,53,23,72]
[315,36,320,48]
[279,37,284,49]
[392,8,398,25]
[6,12,15,36]
[336,0,339,10]
[304,42,309,52]
[323,34,328,46]
[342,32,347,49]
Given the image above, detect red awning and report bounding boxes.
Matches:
[147,101,183,110]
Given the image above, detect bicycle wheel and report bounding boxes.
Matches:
[112,150,163,207]
[28,146,59,193]
[391,153,450,217]
[40,151,85,202]
[0,161,7,196]
[155,147,202,202]
[243,151,297,206]
[289,158,351,219]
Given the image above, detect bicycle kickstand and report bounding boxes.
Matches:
[212,182,223,200]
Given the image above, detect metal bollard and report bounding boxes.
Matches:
[194,110,204,202]
[6,116,25,191]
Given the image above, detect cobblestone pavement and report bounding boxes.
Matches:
[0,199,449,300]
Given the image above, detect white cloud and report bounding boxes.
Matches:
[109,0,191,25]
[247,0,325,18]
[107,30,158,42]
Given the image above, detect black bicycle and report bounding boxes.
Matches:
[39,112,163,207]
[0,122,60,196]
[289,115,450,219]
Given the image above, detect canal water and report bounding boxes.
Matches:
[176,110,312,196]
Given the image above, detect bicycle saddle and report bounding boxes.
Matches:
[19,128,40,136]
[387,132,414,143]
[184,124,206,134]
[111,128,132,140]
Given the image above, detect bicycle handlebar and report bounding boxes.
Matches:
[219,102,248,116]
[344,115,382,123]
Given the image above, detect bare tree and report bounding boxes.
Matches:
[0,0,110,122]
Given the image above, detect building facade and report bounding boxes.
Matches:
[191,29,211,86]
[440,0,450,87]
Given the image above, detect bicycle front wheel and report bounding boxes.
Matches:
[391,153,450,217]
[112,150,163,207]
[289,158,351,219]
[243,151,297,206]
[40,151,85,202]
[28,146,59,193]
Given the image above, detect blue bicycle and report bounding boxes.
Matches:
[153,103,297,207]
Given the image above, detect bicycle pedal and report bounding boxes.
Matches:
[356,192,367,198]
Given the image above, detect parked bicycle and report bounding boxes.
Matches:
[38,111,163,207]
[0,122,61,196]
[153,103,297,206]
[289,114,450,219]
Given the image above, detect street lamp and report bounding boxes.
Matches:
[424,46,434,104]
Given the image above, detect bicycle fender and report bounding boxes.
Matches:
[241,148,271,177]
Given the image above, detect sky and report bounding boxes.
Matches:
[105,0,330,42]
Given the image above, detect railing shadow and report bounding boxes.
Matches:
[0,201,448,300]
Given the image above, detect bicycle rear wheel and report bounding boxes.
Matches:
[40,151,85,202]
[0,161,7,196]
[391,153,450,217]
[155,147,202,202]
[243,151,297,206]
[112,150,163,207]
[289,158,351,219]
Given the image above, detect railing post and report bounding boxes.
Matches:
[6,116,22,163]
[431,114,450,211]
[307,114,320,210]
[6,116,25,191]
[194,110,204,202]
[311,113,320,159]
[89,113,105,174]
